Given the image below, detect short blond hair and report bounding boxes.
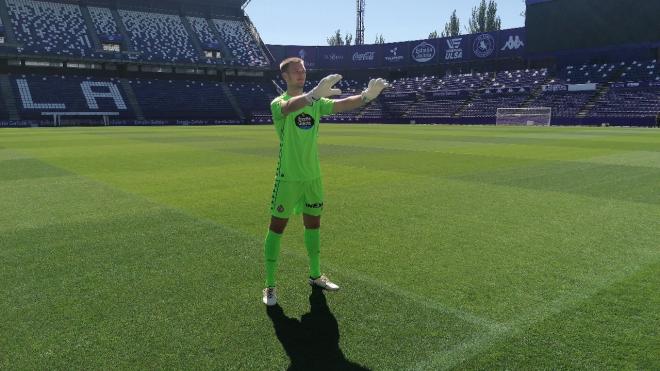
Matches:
[279,57,304,73]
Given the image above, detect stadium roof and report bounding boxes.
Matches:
[195,0,249,8]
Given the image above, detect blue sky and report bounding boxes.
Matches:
[245,0,526,46]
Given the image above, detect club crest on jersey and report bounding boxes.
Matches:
[295,113,315,130]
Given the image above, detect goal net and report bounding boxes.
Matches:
[496,107,552,126]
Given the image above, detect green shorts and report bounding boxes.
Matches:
[270,177,324,218]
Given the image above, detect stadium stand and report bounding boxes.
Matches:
[88,6,119,41]
[462,92,529,118]
[590,88,660,118]
[490,69,548,89]
[9,73,135,126]
[128,78,237,121]
[212,18,269,67]
[0,0,657,127]
[227,81,277,123]
[187,16,218,47]
[432,73,489,91]
[7,0,95,57]
[118,9,199,63]
[187,16,225,64]
[409,100,464,120]
[555,63,620,84]
[529,91,594,118]
[0,90,7,120]
[11,74,133,119]
[619,60,659,83]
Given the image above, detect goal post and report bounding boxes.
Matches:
[496,107,552,126]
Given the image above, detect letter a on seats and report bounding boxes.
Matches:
[80,81,128,110]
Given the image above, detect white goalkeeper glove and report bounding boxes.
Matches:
[361,78,389,103]
[304,74,343,104]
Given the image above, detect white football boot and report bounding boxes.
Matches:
[308,274,340,291]
[262,287,277,306]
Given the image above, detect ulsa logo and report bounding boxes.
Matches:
[295,113,315,130]
[412,41,436,63]
[501,35,524,51]
[445,38,463,60]
[473,33,495,58]
[353,51,375,61]
[298,49,306,59]
[385,46,404,62]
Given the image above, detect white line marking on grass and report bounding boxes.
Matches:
[408,261,656,370]
[314,261,509,333]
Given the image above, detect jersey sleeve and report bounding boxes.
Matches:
[270,97,285,121]
[317,98,335,117]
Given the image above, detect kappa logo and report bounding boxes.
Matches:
[445,37,463,60]
[473,33,495,58]
[385,46,404,62]
[501,35,525,51]
[412,41,436,63]
[295,113,315,130]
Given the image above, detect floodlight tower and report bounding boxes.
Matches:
[356,0,365,45]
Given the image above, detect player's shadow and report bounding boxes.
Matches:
[266,286,370,371]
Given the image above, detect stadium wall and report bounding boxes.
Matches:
[268,28,527,70]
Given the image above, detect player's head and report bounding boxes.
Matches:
[280,57,306,90]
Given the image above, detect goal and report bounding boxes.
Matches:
[496,107,552,126]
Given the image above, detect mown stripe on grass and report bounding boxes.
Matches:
[0,161,494,370]
[452,260,660,369]
[400,134,660,152]
[79,166,509,334]
[409,258,658,370]
[319,140,620,162]
[452,160,660,205]
[318,144,660,205]
[579,150,660,169]
[320,164,659,322]
[0,148,32,161]
[0,176,164,233]
[0,158,74,182]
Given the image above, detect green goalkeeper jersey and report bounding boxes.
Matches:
[270,93,335,181]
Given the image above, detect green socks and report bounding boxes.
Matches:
[264,230,282,287]
[304,228,321,279]
[264,228,321,287]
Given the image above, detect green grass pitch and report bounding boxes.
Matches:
[1,124,659,370]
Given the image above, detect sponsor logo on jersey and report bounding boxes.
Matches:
[473,33,495,58]
[412,41,436,63]
[445,37,464,60]
[295,113,315,130]
[501,35,525,51]
[305,202,324,209]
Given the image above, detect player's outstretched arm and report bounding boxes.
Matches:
[280,74,343,115]
[332,78,389,114]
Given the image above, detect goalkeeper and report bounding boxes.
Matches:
[262,57,388,306]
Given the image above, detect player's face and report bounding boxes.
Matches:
[283,62,306,89]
